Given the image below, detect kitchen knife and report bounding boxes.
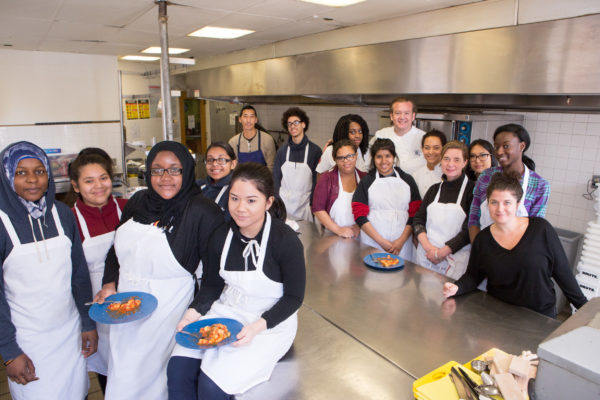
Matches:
[451,367,477,400]
[449,368,471,400]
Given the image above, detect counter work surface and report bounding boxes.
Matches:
[242,221,561,398]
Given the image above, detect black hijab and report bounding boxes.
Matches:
[132,141,200,230]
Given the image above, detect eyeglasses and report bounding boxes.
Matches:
[286,120,302,127]
[348,129,363,135]
[335,153,357,162]
[469,153,490,161]
[150,167,183,176]
[205,157,231,166]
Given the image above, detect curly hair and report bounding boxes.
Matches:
[281,107,310,132]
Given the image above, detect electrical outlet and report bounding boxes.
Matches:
[592,175,600,188]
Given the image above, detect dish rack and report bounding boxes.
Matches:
[575,196,600,300]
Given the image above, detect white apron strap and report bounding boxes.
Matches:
[114,196,122,219]
[433,182,443,203]
[201,184,206,190]
[0,209,20,245]
[215,185,229,205]
[456,175,469,205]
[73,205,91,240]
[285,146,291,162]
[219,213,272,273]
[303,145,309,164]
[521,165,530,193]
[51,206,64,236]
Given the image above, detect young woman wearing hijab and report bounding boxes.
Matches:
[413,141,474,279]
[316,114,370,173]
[0,141,97,399]
[196,142,237,217]
[167,162,305,400]
[95,141,224,399]
[468,124,550,242]
[69,148,127,393]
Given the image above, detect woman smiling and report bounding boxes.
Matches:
[96,141,223,399]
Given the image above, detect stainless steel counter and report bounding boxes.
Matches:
[243,221,561,398]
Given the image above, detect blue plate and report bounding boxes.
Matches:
[175,318,243,350]
[363,253,404,271]
[89,291,158,324]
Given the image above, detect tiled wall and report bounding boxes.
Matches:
[253,104,600,234]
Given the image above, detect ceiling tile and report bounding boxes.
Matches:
[234,0,328,19]
[126,4,228,36]
[0,17,53,40]
[0,0,62,20]
[56,0,155,27]
[171,0,267,12]
[208,12,293,31]
[249,18,339,41]
[46,20,122,42]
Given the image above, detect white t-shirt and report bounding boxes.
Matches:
[316,146,368,173]
[412,163,443,198]
[366,125,426,175]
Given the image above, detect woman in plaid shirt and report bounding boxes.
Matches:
[468,124,550,242]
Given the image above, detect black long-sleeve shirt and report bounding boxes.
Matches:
[454,217,587,317]
[413,174,474,253]
[190,217,306,329]
[103,191,224,286]
[273,135,322,202]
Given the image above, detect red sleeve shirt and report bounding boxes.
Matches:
[72,195,127,242]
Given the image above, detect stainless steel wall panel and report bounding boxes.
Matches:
[184,14,600,109]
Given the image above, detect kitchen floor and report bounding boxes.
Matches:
[0,363,104,399]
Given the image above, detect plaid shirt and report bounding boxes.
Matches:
[468,166,550,227]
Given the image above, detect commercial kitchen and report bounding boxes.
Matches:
[1,1,600,399]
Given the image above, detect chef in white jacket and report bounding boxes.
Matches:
[365,97,426,175]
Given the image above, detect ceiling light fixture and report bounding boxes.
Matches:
[299,0,366,6]
[188,26,254,39]
[141,47,190,54]
[120,55,159,62]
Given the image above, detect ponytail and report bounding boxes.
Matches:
[268,196,287,222]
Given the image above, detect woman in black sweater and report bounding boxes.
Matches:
[168,163,305,399]
[443,173,587,318]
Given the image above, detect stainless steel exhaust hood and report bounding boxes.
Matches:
[184,14,600,111]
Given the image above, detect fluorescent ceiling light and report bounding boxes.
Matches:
[169,57,195,65]
[141,47,190,54]
[299,0,366,6]
[120,55,159,61]
[188,26,254,39]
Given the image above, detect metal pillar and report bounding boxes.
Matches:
[157,0,173,141]
[118,70,128,186]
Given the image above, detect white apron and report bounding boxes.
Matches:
[328,170,360,229]
[360,170,413,260]
[415,176,471,279]
[200,183,228,211]
[0,207,88,400]
[479,166,530,229]
[74,197,122,375]
[279,145,313,222]
[105,219,195,400]
[186,213,297,394]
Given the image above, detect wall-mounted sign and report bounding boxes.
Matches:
[138,99,150,119]
[126,100,139,119]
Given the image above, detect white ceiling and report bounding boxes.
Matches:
[0,0,482,59]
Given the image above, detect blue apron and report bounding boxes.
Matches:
[238,131,267,166]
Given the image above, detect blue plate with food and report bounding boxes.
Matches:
[89,291,158,324]
[176,318,243,350]
[363,253,404,271]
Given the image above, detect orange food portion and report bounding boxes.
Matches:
[197,323,231,346]
[107,297,142,316]
[374,255,399,268]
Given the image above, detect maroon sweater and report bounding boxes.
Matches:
[312,167,367,214]
[72,195,127,242]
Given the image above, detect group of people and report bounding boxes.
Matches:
[0,97,588,399]
[0,138,305,399]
